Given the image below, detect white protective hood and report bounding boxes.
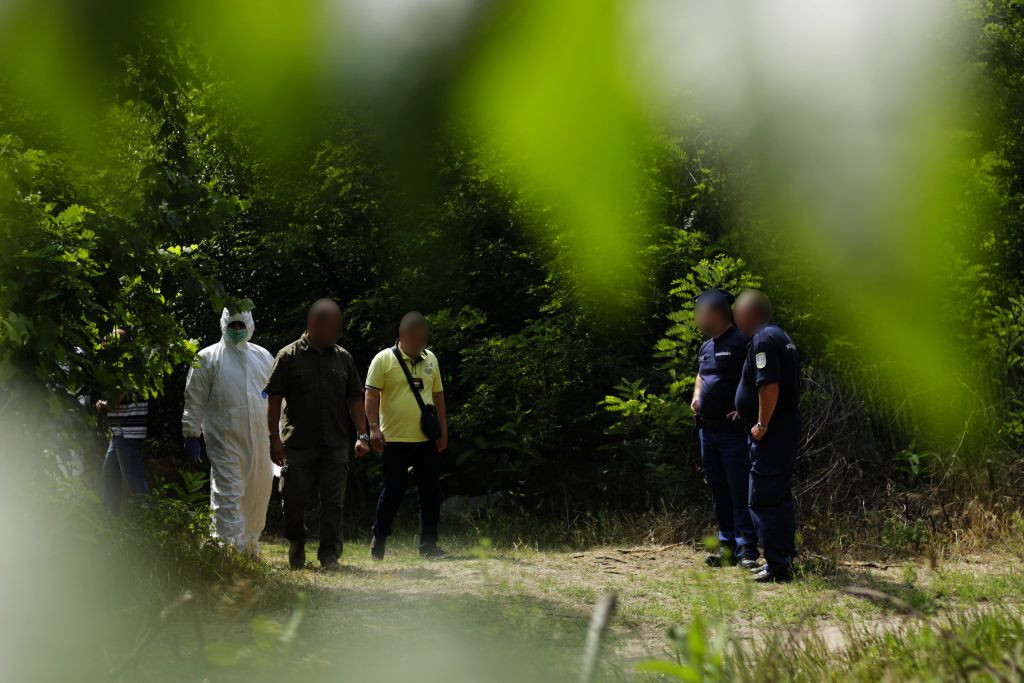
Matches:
[221,308,255,346]
[182,308,274,551]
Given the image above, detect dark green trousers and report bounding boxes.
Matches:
[281,444,349,563]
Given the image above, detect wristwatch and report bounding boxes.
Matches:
[358,433,371,443]
[754,422,768,432]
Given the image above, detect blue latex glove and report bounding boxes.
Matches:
[183,436,202,463]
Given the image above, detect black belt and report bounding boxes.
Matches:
[696,415,745,433]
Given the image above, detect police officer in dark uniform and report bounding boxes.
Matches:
[734,289,801,583]
[691,289,760,570]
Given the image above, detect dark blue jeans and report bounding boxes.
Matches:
[102,436,149,514]
[372,441,441,550]
[699,427,758,560]
[747,416,800,574]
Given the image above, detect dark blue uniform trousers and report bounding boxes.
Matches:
[747,417,800,574]
[699,427,758,560]
[372,441,441,550]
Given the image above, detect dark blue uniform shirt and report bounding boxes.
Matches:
[735,324,801,429]
[696,325,748,420]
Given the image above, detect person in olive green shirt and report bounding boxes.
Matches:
[365,311,448,559]
[265,298,370,571]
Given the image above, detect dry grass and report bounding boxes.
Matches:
[258,524,1024,671]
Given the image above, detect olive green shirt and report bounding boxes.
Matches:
[264,334,364,449]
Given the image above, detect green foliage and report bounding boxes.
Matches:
[140,470,216,560]
[0,39,253,463]
[43,466,277,655]
[1,0,1023,526]
[600,378,693,471]
[203,593,308,670]
[453,312,607,499]
[598,256,761,500]
[3,5,1024,683]
[640,605,1024,683]
[637,615,728,682]
[114,471,271,595]
[989,295,1024,443]
[656,256,761,370]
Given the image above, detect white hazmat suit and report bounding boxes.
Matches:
[182,309,275,552]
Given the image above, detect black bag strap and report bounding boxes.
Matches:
[392,346,429,412]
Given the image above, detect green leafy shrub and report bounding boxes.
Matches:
[637,615,728,682]
[69,469,276,605]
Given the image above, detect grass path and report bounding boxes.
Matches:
[257,533,1024,678]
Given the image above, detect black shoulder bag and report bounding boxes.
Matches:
[392,346,443,441]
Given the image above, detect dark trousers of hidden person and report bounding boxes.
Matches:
[698,419,758,561]
[372,441,441,551]
[281,444,349,565]
[747,411,801,574]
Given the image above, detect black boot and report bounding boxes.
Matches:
[370,536,386,560]
[704,548,737,567]
[751,566,793,583]
[419,544,448,559]
[288,541,306,570]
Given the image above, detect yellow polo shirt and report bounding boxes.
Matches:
[365,346,443,442]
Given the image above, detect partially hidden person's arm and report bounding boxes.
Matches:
[349,395,370,458]
[365,387,384,452]
[690,374,703,413]
[752,337,781,441]
[181,356,210,438]
[364,353,386,452]
[345,353,369,457]
[754,383,779,441]
[264,352,289,465]
[433,391,448,453]
[267,394,283,437]
[267,394,285,465]
[96,392,126,414]
[431,354,447,452]
[348,396,368,433]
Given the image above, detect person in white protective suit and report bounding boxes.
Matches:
[182,308,276,552]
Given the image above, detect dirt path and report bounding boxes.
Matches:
[258,537,1021,679]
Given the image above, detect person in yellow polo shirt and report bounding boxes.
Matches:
[365,311,448,559]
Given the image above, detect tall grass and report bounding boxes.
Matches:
[643,607,1024,682]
